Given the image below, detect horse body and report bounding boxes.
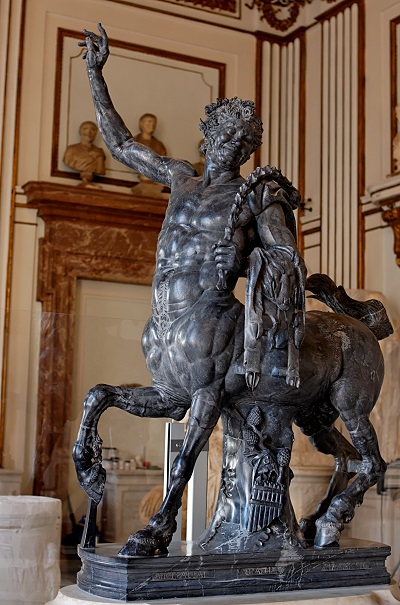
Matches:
[228,309,383,407]
[73,275,391,555]
[204,308,386,550]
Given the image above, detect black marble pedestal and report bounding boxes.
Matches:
[77,538,391,601]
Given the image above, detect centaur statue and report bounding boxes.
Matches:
[73,24,393,557]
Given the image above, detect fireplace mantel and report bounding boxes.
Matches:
[23,181,165,504]
[23,180,168,227]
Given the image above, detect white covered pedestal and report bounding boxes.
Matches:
[0,495,61,605]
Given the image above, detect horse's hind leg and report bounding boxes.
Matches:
[295,419,361,540]
[314,390,386,548]
[72,384,188,503]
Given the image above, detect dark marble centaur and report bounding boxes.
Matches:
[73,24,393,569]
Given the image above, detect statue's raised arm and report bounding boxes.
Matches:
[79,24,171,186]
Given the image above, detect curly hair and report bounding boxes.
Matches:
[199,97,263,155]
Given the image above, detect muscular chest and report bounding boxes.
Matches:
[166,178,252,233]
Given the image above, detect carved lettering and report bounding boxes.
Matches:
[240,566,279,576]
[152,570,213,581]
[319,561,379,571]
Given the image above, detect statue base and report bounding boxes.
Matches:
[46,583,400,605]
[75,539,390,601]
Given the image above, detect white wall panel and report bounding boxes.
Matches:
[316,5,360,288]
[350,2,360,288]
[336,11,344,283]
[343,7,352,286]
[260,38,301,187]
[321,19,330,276]
[292,38,300,188]
[269,43,281,168]
[279,45,288,170]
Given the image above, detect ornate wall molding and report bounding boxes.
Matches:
[247,0,338,33]
[362,175,400,268]
[162,0,238,14]
[382,208,400,267]
[23,182,165,505]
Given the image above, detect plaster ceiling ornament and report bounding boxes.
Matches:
[246,0,338,32]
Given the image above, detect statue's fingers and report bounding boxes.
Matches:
[97,23,108,37]
[85,37,98,54]
[214,249,233,262]
[215,258,231,269]
[83,28,102,44]
[97,23,109,43]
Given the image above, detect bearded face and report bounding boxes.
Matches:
[206,118,255,170]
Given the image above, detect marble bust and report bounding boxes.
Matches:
[132,113,168,197]
[133,113,167,157]
[63,120,106,185]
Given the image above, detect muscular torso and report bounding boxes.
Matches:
[153,168,253,313]
[141,162,299,392]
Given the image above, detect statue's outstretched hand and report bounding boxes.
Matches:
[79,23,109,70]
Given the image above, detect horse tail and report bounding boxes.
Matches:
[305,273,393,341]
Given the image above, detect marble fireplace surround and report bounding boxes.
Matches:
[23,181,166,508]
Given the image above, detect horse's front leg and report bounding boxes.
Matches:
[73,384,188,504]
[118,383,223,556]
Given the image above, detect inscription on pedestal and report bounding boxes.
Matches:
[240,566,279,577]
[152,569,214,581]
[77,539,391,601]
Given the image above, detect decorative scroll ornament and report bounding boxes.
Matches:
[382,208,400,267]
[246,0,337,32]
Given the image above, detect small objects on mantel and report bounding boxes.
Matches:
[63,120,106,187]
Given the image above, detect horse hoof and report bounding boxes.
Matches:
[77,462,106,505]
[118,528,169,557]
[314,519,342,548]
[315,540,340,549]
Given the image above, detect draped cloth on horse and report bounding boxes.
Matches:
[243,179,305,389]
[244,245,306,389]
[217,166,306,390]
